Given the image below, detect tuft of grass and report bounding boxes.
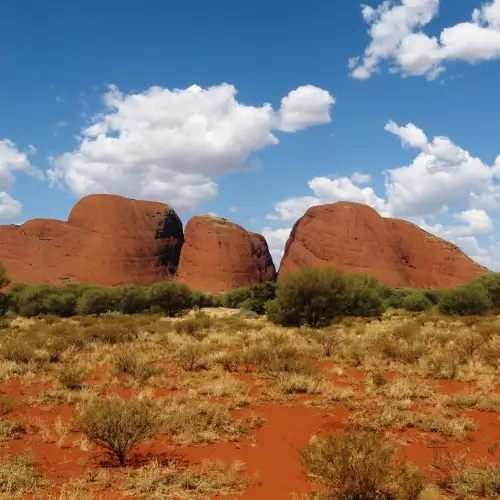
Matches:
[124,459,253,499]
[0,396,14,416]
[0,453,46,498]
[113,350,159,385]
[159,398,247,445]
[0,420,27,441]
[443,393,500,412]
[57,365,86,391]
[0,339,35,364]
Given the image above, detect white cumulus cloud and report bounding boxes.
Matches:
[278,85,335,132]
[262,227,292,266]
[49,83,334,212]
[0,139,39,220]
[350,0,500,80]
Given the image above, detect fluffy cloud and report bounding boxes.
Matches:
[49,83,334,212]
[262,227,292,266]
[0,139,39,220]
[278,85,335,132]
[385,121,500,217]
[350,0,500,80]
[267,174,387,221]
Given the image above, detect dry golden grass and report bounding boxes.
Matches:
[0,453,46,498]
[124,459,255,499]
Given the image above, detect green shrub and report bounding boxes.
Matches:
[382,288,413,309]
[439,286,491,316]
[147,282,194,317]
[0,293,9,317]
[73,396,158,466]
[266,268,349,327]
[344,275,384,317]
[117,285,147,314]
[472,273,500,309]
[402,293,431,312]
[76,287,120,315]
[10,285,77,317]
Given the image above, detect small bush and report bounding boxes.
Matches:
[402,292,431,312]
[439,286,491,316]
[301,432,426,500]
[76,288,120,316]
[175,341,210,372]
[73,396,158,466]
[174,311,213,338]
[57,365,86,391]
[113,350,158,384]
[344,275,384,318]
[117,285,148,314]
[147,282,194,317]
[0,339,35,363]
[267,268,350,328]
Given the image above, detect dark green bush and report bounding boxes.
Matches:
[147,282,194,317]
[10,285,77,317]
[76,287,120,315]
[266,267,349,328]
[439,286,491,316]
[471,273,500,309]
[344,275,384,318]
[116,285,147,314]
[382,288,413,309]
[402,293,432,312]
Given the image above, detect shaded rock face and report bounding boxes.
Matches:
[0,194,184,286]
[177,216,276,293]
[279,202,487,289]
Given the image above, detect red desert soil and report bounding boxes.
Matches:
[0,194,185,287]
[3,369,500,499]
[177,215,276,293]
[279,202,488,289]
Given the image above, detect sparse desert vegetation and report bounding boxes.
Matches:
[1,266,500,497]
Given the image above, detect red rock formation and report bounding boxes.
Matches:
[177,216,276,293]
[279,202,487,289]
[0,194,183,286]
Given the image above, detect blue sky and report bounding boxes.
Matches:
[2,0,500,267]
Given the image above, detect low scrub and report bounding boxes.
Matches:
[0,453,46,498]
[159,398,247,445]
[113,350,159,385]
[73,396,158,466]
[301,432,427,499]
[124,459,252,499]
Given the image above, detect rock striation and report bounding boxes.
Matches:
[177,215,276,293]
[279,202,487,289]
